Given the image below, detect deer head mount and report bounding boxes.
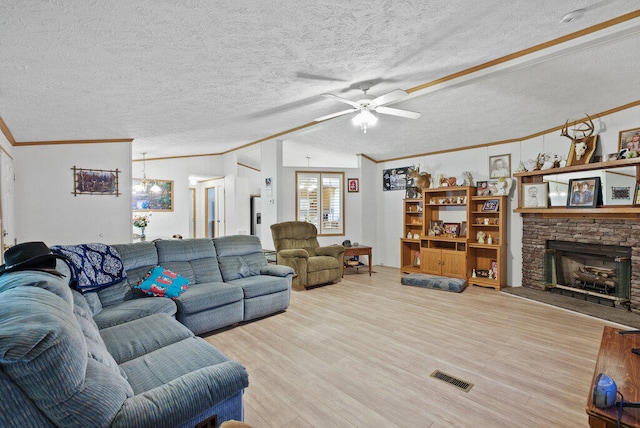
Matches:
[407,165,431,194]
[561,114,597,165]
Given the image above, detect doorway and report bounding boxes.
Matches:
[205,187,215,238]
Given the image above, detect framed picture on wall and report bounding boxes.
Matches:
[383,166,409,191]
[132,179,174,211]
[347,178,359,192]
[618,127,640,153]
[489,154,511,178]
[72,166,120,196]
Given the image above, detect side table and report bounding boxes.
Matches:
[343,245,372,276]
[586,326,640,427]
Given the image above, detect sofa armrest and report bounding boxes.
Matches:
[315,245,345,259]
[111,361,248,428]
[260,264,295,277]
[277,249,309,260]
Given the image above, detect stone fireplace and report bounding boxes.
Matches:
[522,217,640,313]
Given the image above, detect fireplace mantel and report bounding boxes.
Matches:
[514,157,640,220]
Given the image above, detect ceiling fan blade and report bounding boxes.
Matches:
[314,108,358,122]
[322,93,362,108]
[375,106,421,119]
[371,89,408,107]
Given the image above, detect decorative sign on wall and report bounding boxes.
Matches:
[382,166,410,191]
[72,166,120,196]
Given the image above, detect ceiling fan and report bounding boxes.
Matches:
[314,82,421,133]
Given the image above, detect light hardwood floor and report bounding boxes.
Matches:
[203,266,629,427]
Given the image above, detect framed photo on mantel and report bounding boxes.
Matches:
[567,177,600,208]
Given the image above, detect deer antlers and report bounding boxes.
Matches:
[561,114,595,141]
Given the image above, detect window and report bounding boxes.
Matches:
[296,172,344,236]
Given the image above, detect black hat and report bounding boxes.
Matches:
[0,241,66,277]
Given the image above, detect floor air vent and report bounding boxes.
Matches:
[430,370,473,392]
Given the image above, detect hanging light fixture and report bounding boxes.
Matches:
[132,153,161,194]
[352,109,378,133]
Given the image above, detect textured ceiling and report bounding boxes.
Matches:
[1,1,640,167]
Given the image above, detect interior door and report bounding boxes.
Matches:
[216,184,225,237]
[0,153,15,262]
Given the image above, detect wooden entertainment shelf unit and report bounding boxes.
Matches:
[400,186,508,290]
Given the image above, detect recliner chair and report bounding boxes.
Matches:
[270,221,345,289]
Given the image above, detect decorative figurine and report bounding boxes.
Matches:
[515,160,527,173]
[477,231,486,244]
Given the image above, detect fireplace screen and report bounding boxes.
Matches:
[544,240,631,301]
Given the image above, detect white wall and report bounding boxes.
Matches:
[259,140,283,250]
[239,164,261,195]
[14,142,132,245]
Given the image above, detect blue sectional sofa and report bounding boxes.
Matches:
[92,236,294,334]
[0,236,294,427]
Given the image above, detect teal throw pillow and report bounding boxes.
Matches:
[135,266,189,299]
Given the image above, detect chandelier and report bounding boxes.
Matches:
[132,153,161,194]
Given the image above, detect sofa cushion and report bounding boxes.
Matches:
[307,255,342,273]
[119,336,234,395]
[113,241,159,270]
[71,290,123,377]
[175,282,243,314]
[156,239,224,284]
[213,235,267,281]
[112,242,158,290]
[93,297,177,329]
[227,275,290,299]
[401,273,467,292]
[96,278,134,307]
[100,313,194,364]
[136,266,190,299]
[83,291,103,315]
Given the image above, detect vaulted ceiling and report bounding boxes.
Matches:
[1,1,640,167]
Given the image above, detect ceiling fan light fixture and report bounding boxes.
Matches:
[352,110,378,133]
